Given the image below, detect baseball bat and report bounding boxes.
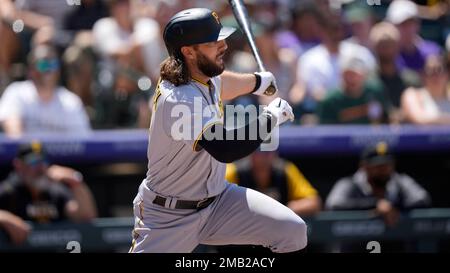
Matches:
[228,0,277,96]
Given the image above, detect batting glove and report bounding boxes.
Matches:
[264,98,294,126]
[252,71,278,96]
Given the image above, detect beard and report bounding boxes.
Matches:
[370,175,391,188]
[196,50,225,78]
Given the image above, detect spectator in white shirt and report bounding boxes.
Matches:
[292,11,376,115]
[92,0,164,83]
[0,44,91,137]
[91,0,163,129]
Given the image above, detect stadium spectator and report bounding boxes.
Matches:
[445,31,450,77]
[226,151,322,217]
[93,0,164,82]
[369,22,421,123]
[293,10,376,116]
[218,149,320,253]
[344,5,375,50]
[0,0,52,92]
[0,0,81,48]
[275,2,321,58]
[150,0,191,31]
[13,0,76,31]
[64,0,109,32]
[318,53,388,124]
[0,0,57,34]
[0,44,91,137]
[0,209,31,245]
[92,0,163,129]
[447,34,450,75]
[325,141,431,227]
[0,142,97,226]
[401,54,450,124]
[62,32,98,124]
[314,0,332,17]
[409,0,449,45]
[386,0,441,74]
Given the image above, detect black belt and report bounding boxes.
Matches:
[153,195,216,210]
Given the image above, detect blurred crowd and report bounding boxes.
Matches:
[0,0,449,137]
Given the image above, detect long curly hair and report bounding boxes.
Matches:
[160,52,190,86]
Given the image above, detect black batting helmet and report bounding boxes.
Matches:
[163,8,236,57]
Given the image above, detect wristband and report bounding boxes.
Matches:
[251,73,261,93]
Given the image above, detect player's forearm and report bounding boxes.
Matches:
[220,70,256,100]
[198,111,276,163]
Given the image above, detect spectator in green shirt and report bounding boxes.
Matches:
[318,53,388,124]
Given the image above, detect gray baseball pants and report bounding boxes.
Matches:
[129,182,307,253]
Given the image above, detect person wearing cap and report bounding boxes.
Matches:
[344,4,375,50]
[0,142,97,245]
[226,150,321,217]
[317,52,388,124]
[129,8,306,253]
[219,150,320,253]
[325,141,431,227]
[0,44,91,137]
[386,0,441,74]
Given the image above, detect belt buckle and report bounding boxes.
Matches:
[196,198,210,209]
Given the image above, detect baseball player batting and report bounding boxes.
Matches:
[129,8,307,253]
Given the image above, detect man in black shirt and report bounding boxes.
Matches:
[325,141,431,226]
[0,142,97,245]
[325,141,431,252]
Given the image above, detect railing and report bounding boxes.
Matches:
[1,209,450,252]
[1,125,450,165]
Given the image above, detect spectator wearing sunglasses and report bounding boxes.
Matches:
[401,54,450,124]
[0,44,91,137]
[0,142,97,245]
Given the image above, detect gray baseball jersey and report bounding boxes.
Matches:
[144,77,226,200]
